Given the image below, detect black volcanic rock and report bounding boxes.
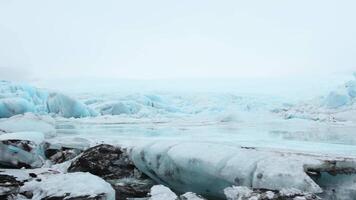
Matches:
[68,144,135,179]
[0,174,22,199]
[68,144,155,200]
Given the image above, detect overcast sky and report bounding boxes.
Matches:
[0,0,355,81]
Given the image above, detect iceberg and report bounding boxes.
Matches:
[324,91,350,109]
[0,98,35,118]
[0,80,97,118]
[111,101,141,115]
[47,92,98,118]
[346,79,356,98]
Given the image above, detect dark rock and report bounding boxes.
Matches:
[47,148,81,164]
[110,178,155,200]
[44,142,83,164]
[44,148,60,158]
[68,144,136,179]
[68,144,155,199]
[20,191,34,199]
[29,173,37,178]
[0,174,22,199]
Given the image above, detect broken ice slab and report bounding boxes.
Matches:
[0,132,45,168]
[146,185,206,200]
[130,141,356,199]
[0,113,56,137]
[0,169,115,200]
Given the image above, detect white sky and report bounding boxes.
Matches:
[0,0,355,81]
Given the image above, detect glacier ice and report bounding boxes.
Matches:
[149,185,178,200]
[324,91,350,109]
[0,169,115,200]
[0,81,97,118]
[274,75,356,122]
[0,132,45,168]
[47,92,98,118]
[111,101,141,115]
[321,76,356,109]
[0,131,45,144]
[148,185,206,200]
[130,141,356,199]
[0,113,56,137]
[346,80,356,98]
[0,97,35,118]
[20,172,115,200]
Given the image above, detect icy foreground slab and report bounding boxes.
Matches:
[0,169,115,200]
[130,141,356,199]
[21,172,115,200]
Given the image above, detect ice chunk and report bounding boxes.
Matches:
[180,192,207,200]
[19,172,115,200]
[0,81,97,118]
[130,141,356,199]
[324,91,350,108]
[0,81,48,118]
[149,185,178,200]
[147,185,206,200]
[224,186,254,200]
[0,132,45,168]
[0,113,55,137]
[0,97,35,118]
[111,101,141,115]
[252,157,321,193]
[0,131,44,144]
[47,92,98,118]
[346,80,356,98]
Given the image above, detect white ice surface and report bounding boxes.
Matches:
[149,185,178,200]
[224,186,254,200]
[0,131,44,144]
[20,172,115,200]
[0,113,56,137]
